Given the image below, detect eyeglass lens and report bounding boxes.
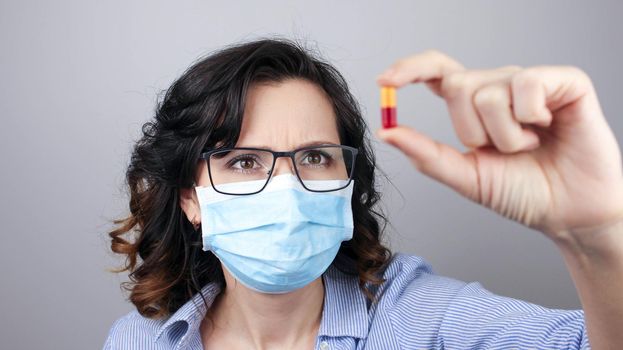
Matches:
[208,146,355,194]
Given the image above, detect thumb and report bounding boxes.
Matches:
[376,125,480,201]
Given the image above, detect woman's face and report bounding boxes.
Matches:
[183,78,343,293]
[194,78,342,186]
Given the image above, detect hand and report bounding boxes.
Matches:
[376,50,623,243]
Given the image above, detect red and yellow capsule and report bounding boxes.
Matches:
[380,86,397,128]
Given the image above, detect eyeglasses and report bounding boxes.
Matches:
[198,144,358,195]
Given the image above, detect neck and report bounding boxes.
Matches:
[208,277,325,349]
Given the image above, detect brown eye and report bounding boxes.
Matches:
[306,153,322,165]
[299,150,331,168]
[239,159,255,169]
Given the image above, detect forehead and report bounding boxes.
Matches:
[236,78,341,150]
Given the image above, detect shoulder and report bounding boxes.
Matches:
[363,253,471,348]
[373,252,471,321]
[378,252,469,306]
[103,310,166,350]
[372,253,589,350]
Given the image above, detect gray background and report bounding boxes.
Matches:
[1,0,621,348]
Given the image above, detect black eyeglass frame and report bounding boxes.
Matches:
[198,144,359,195]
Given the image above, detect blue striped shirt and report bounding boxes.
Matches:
[104,253,590,349]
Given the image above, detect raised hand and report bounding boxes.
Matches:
[376,50,623,242]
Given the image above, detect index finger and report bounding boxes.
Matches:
[376,50,465,88]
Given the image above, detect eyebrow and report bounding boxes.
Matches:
[238,140,340,150]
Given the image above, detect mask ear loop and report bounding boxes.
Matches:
[190,181,202,232]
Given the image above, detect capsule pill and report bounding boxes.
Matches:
[380,86,397,128]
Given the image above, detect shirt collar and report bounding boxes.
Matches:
[318,264,370,339]
[153,265,370,348]
[154,282,221,349]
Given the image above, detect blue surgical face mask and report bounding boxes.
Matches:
[194,174,354,294]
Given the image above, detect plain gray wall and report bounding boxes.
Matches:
[1,0,621,348]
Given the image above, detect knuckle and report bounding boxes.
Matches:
[502,64,523,72]
[441,72,471,98]
[563,64,585,75]
[424,49,464,71]
[422,49,445,59]
[511,68,542,90]
[513,65,593,89]
[564,65,591,84]
[473,85,506,108]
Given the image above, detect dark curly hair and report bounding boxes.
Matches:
[109,37,392,319]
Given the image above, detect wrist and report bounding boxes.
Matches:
[553,216,623,267]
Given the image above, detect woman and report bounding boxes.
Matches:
[104,38,623,349]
